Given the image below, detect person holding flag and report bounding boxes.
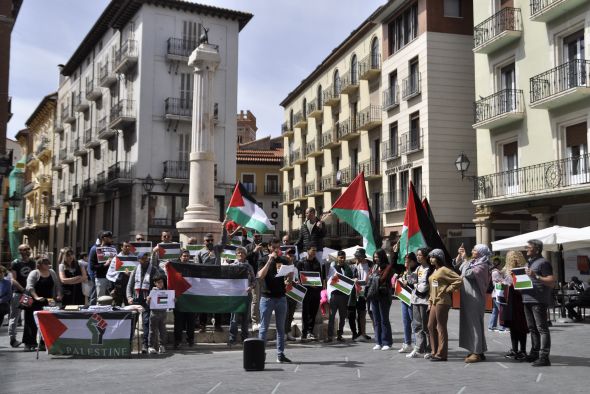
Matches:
[295,207,328,262]
[397,251,417,353]
[366,249,394,351]
[283,248,299,341]
[407,248,433,359]
[228,247,255,345]
[108,241,135,306]
[326,251,353,343]
[501,250,529,362]
[349,248,371,343]
[297,245,325,341]
[173,249,197,349]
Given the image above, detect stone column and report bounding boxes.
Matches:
[473,205,492,246]
[177,43,222,243]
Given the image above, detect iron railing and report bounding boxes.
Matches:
[108,162,134,182]
[320,128,339,148]
[114,40,138,67]
[165,97,193,117]
[305,138,320,156]
[163,160,189,179]
[307,98,319,115]
[402,72,421,99]
[530,60,590,104]
[98,60,114,85]
[110,99,135,121]
[382,140,400,161]
[474,7,522,48]
[281,122,291,135]
[530,0,566,18]
[340,69,359,90]
[84,127,94,143]
[97,116,107,134]
[383,85,400,109]
[474,153,590,200]
[167,37,198,58]
[322,83,341,103]
[304,180,320,196]
[474,89,524,124]
[356,105,382,130]
[359,53,381,77]
[96,171,106,190]
[293,110,305,126]
[357,159,381,178]
[321,173,340,190]
[399,129,423,154]
[337,119,356,139]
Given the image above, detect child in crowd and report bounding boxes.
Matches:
[146,274,168,354]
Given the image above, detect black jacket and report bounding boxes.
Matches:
[295,220,327,252]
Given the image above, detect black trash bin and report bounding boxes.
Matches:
[243,338,265,371]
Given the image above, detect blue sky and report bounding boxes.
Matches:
[8,0,385,140]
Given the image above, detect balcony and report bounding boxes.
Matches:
[474,153,590,202]
[96,171,106,192]
[339,166,358,186]
[337,119,360,141]
[530,60,590,109]
[281,122,294,137]
[264,183,281,195]
[292,186,306,201]
[292,148,306,165]
[359,53,381,80]
[166,37,198,61]
[37,174,51,190]
[383,86,400,110]
[73,138,87,157]
[84,127,100,148]
[99,60,117,87]
[109,100,136,129]
[473,89,525,129]
[307,98,322,119]
[21,213,50,230]
[62,105,75,124]
[293,110,307,129]
[382,140,400,162]
[399,130,423,154]
[321,173,341,191]
[60,147,74,165]
[305,180,322,197]
[280,188,293,204]
[51,157,62,172]
[82,179,93,196]
[402,73,421,100]
[72,184,84,202]
[305,137,322,158]
[320,127,340,149]
[85,78,102,101]
[106,162,134,186]
[356,105,382,131]
[164,97,192,121]
[280,152,294,171]
[113,39,138,74]
[473,8,522,54]
[357,159,381,180]
[74,92,89,113]
[22,182,34,196]
[54,120,64,133]
[530,0,587,22]
[35,136,51,160]
[340,69,359,95]
[59,190,71,206]
[163,160,189,182]
[322,84,341,106]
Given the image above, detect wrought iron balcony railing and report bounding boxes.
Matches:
[114,39,138,73]
[383,85,400,110]
[402,72,421,100]
[399,129,423,154]
[358,53,381,79]
[357,159,381,178]
[167,37,198,58]
[474,7,522,49]
[382,140,400,161]
[474,89,525,124]
[530,60,590,104]
[356,104,382,130]
[110,100,135,127]
[108,162,134,182]
[163,160,189,179]
[165,97,193,118]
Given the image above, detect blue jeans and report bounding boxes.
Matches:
[258,296,287,355]
[230,295,252,342]
[371,297,392,347]
[488,299,505,330]
[401,302,414,345]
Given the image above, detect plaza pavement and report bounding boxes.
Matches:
[0,301,588,394]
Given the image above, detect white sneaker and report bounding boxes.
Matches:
[406,349,423,358]
[372,344,382,350]
[398,343,411,353]
[252,324,260,331]
[424,353,433,359]
[148,347,157,354]
[381,345,391,351]
[159,345,166,354]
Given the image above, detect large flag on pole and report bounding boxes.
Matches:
[226,182,275,234]
[398,182,450,264]
[330,172,380,257]
[422,198,438,230]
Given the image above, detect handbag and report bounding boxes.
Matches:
[18,293,34,309]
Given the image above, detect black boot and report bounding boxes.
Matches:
[532,356,551,367]
[525,352,539,363]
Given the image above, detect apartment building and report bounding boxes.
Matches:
[280,0,476,251]
[472,0,590,248]
[1,138,22,262]
[49,0,251,257]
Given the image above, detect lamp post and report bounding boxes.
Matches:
[141,174,154,209]
[455,152,472,180]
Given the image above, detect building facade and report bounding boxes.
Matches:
[280,0,476,251]
[1,137,22,262]
[48,0,251,258]
[472,0,590,255]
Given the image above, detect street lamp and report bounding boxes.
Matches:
[294,205,302,217]
[141,174,154,209]
[455,152,473,180]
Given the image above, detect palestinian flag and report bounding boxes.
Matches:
[167,262,249,313]
[328,272,354,296]
[511,267,533,290]
[157,294,169,305]
[286,282,307,303]
[299,271,322,287]
[106,255,138,282]
[422,198,438,230]
[34,311,134,357]
[226,182,275,234]
[330,172,380,258]
[398,182,450,265]
[394,281,412,306]
[221,246,238,261]
[356,280,366,296]
[96,246,117,264]
[129,242,152,256]
[230,236,244,246]
[185,244,204,257]
[158,242,181,260]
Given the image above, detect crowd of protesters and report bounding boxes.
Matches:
[0,206,568,367]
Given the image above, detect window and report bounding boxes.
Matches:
[302,98,307,118]
[180,73,193,110]
[266,174,279,194]
[410,112,420,150]
[412,167,422,197]
[317,85,323,108]
[400,170,409,206]
[178,133,190,162]
[444,0,461,17]
[388,173,397,209]
[242,173,255,193]
[565,122,588,182]
[333,69,340,95]
[183,20,200,44]
[351,54,358,84]
[500,63,516,112]
[389,3,418,54]
[502,141,519,193]
[389,122,399,157]
[371,37,380,67]
[409,57,419,93]
[373,139,380,173]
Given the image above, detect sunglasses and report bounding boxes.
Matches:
[205,239,214,243]
[136,238,145,241]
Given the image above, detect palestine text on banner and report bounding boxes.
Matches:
[158,242,181,260]
[226,182,275,234]
[129,242,152,256]
[286,282,307,303]
[149,289,175,310]
[395,281,412,306]
[185,244,204,257]
[96,246,118,265]
[167,262,250,313]
[34,310,134,357]
[299,271,322,287]
[328,272,355,296]
[511,267,533,290]
[106,255,139,283]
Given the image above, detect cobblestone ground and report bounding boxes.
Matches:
[1,302,588,393]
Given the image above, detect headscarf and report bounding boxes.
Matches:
[467,244,491,298]
[473,244,491,259]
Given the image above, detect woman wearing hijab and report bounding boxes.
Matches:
[454,244,490,363]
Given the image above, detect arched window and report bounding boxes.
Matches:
[371,37,380,68]
[333,70,340,95]
[317,85,323,107]
[351,54,358,84]
[302,98,307,118]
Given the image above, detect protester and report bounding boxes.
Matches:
[135,233,146,242]
[257,238,291,363]
[196,231,227,332]
[454,244,490,363]
[226,220,247,245]
[398,252,417,353]
[367,248,394,351]
[426,249,462,362]
[228,247,255,345]
[173,249,196,349]
[297,246,325,341]
[77,252,91,301]
[90,230,114,299]
[282,235,290,245]
[8,243,36,348]
[295,207,327,262]
[109,241,134,306]
[0,265,12,327]
[24,256,62,352]
[489,257,506,332]
[283,248,299,341]
[501,251,529,361]
[326,250,353,343]
[146,273,168,354]
[349,248,371,342]
[246,232,267,330]
[127,251,163,354]
[522,239,554,367]
[407,247,432,359]
[58,247,87,306]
